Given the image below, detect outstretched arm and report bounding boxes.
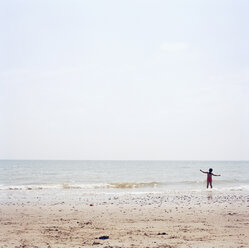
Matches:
[200,169,208,174]
[212,173,221,176]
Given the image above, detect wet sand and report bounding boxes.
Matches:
[0,191,248,248]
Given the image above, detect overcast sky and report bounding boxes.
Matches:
[0,0,248,160]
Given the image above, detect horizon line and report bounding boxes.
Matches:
[0,159,248,162]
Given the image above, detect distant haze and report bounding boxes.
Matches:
[0,0,248,160]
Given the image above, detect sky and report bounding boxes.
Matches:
[0,0,248,160]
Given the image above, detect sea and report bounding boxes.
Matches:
[0,160,248,193]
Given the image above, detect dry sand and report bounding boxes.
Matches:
[0,191,248,248]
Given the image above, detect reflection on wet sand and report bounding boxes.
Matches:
[207,191,213,200]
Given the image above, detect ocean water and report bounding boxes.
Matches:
[0,160,248,193]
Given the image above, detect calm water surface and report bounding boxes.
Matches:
[0,160,248,192]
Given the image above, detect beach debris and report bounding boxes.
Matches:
[157,232,167,235]
[93,241,101,245]
[46,243,51,248]
[51,202,65,206]
[99,235,109,240]
[84,221,92,225]
[90,203,94,206]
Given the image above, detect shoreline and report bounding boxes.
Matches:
[0,190,248,247]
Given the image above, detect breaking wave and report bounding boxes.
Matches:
[106,182,159,188]
[1,182,160,190]
[1,179,249,191]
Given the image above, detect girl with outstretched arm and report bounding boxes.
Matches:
[200,168,221,188]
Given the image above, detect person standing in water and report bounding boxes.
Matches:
[200,168,221,188]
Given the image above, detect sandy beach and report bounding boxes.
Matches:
[1,0,249,247]
[0,191,248,248]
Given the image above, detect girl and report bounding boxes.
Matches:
[200,168,221,188]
